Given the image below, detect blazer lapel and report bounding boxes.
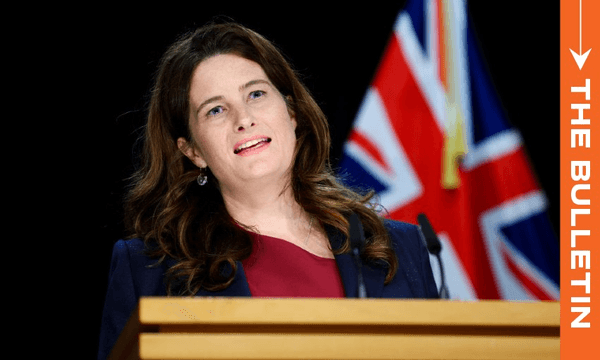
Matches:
[334,253,359,298]
[335,254,387,298]
[361,262,387,298]
[330,225,387,298]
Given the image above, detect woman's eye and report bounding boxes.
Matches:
[207,106,224,117]
[249,90,265,100]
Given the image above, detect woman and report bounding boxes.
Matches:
[98,21,438,359]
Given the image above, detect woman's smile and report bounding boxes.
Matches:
[234,136,272,155]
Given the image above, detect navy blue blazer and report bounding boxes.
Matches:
[98,220,438,359]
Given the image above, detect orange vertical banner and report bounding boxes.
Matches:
[561,0,600,358]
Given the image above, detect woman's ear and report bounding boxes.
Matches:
[285,95,297,129]
[285,95,295,114]
[177,137,208,168]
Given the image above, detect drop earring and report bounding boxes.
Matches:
[197,168,208,186]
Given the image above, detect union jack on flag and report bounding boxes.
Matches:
[338,0,559,300]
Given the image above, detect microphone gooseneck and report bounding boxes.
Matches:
[417,213,449,299]
[349,213,367,298]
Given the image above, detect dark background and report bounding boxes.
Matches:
[34,2,558,357]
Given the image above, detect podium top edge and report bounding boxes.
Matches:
[137,297,559,327]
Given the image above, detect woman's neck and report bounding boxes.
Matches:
[220,176,333,259]
[221,179,310,243]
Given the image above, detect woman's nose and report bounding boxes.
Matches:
[234,106,256,132]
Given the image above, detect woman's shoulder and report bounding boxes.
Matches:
[109,238,172,278]
[383,219,418,231]
[107,238,171,296]
[112,237,145,254]
[110,238,154,264]
[381,218,429,264]
[382,219,421,241]
[380,218,439,298]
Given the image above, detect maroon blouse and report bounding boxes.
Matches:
[241,231,345,298]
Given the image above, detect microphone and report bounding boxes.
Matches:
[417,213,442,255]
[348,212,367,298]
[417,213,449,299]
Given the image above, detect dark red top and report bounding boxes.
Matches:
[241,232,345,298]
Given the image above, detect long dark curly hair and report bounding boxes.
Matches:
[124,22,398,295]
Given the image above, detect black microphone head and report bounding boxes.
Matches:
[417,213,442,255]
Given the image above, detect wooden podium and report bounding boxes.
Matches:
[109,298,559,359]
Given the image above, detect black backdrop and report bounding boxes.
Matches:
[39,2,558,357]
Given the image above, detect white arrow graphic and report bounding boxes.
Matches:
[570,0,592,70]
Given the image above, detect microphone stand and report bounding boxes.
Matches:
[417,213,449,299]
[349,213,367,298]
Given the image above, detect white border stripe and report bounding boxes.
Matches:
[479,190,559,300]
[462,129,523,170]
[394,10,447,134]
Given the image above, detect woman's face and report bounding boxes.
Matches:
[180,53,297,193]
